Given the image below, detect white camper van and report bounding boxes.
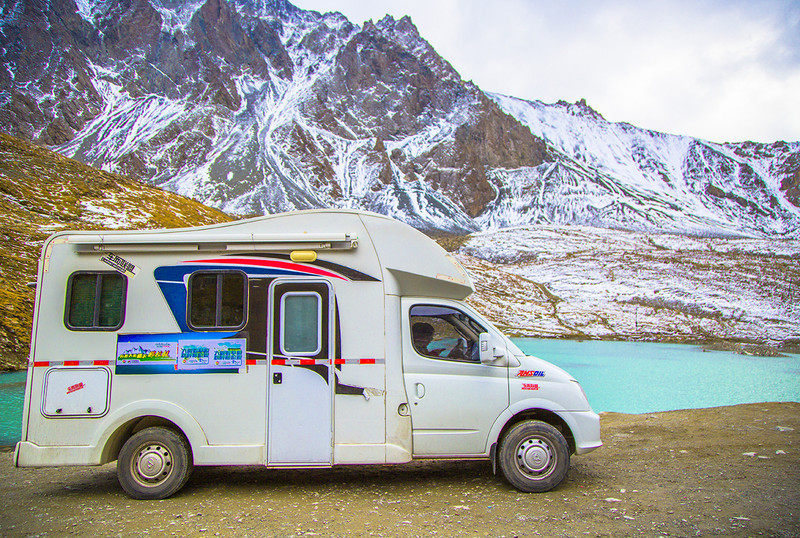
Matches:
[15,209,601,499]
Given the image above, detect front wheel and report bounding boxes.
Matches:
[117,427,193,500]
[498,420,570,492]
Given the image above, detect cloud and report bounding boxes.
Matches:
[292,0,800,142]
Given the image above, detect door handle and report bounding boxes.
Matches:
[415,383,425,398]
[273,372,282,384]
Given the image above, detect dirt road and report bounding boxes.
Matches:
[1,403,798,537]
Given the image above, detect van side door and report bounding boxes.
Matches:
[267,280,334,464]
[401,299,509,456]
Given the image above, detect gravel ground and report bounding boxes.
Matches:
[1,402,798,537]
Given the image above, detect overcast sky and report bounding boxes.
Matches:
[291,0,800,144]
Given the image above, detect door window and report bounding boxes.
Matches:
[280,292,322,355]
[409,305,486,362]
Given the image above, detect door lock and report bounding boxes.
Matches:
[273,372,282,384]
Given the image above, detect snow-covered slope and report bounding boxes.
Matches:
[486,94,800,237]
[1,0,799,237]
[456,225,800,347]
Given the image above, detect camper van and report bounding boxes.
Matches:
[15,210,601,499]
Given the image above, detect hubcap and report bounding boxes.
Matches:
[133,444,172,485]
[517,438,552,474]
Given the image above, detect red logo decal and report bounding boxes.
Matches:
[66,382,85,395]
[517,370,545,378]
[522,383,540,391]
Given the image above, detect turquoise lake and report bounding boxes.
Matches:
[1,340,799,446]
[515,339,800,415]
[1,370,26,447]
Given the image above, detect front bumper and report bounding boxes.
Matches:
[561,410,602,454]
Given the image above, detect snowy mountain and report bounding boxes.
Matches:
[486,95,800,237]
[1,0,799,237]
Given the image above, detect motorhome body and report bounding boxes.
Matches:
[16,210,601,498]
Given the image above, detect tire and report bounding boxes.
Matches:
[117,427,193,500]
[498,420,570,493]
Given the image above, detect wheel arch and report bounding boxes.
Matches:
[100,416,193,464]
[488,405,578,465]
[502,409,575,452]
[94,401,207,464]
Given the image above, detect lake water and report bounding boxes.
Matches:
[1,371,26,447]
[516,339,800,414]
[1,340,799,445]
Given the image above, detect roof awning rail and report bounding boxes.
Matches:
[67,233,359,253]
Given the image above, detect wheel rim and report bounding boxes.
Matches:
[515,436,555,478]
[131,443,174,488]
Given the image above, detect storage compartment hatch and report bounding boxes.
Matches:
[42,367,111,417]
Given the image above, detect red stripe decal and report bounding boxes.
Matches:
[246,359,257,365]
[189,258,347,281]
[93,360,110,366]
[299,359,315,365]
[271,359,286,365]
[333,359,345,365]
[360,359,376,364]
[63,360,79,366]
[33,361,50,367]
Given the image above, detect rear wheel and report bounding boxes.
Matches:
[498,420,570,492]
[117,427,193,500]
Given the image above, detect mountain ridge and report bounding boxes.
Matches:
[1,0,799,237]
[486,92,800,237]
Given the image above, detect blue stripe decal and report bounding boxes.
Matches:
[154,263,332,331]
[155,264,316,281]
[157,281,190,333]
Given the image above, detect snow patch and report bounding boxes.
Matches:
[149,0,207,35]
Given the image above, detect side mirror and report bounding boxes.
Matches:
[479,332,506,364]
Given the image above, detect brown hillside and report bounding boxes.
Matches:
[0,133,233,370]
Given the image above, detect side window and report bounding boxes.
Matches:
[65,271,127,330]
[280,292,321,355]
[409,305,486,363]
[188,271,247,330]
